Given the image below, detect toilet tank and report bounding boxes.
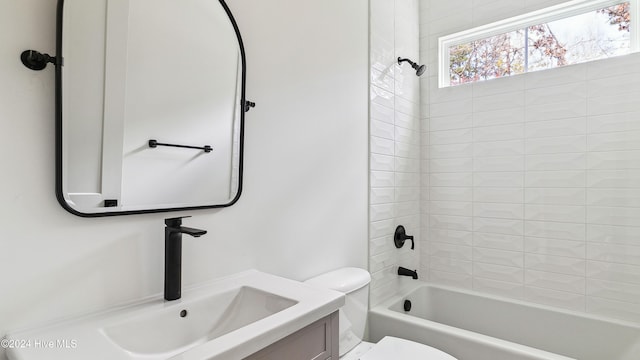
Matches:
[304,267,371,356]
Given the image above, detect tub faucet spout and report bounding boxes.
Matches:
[398,266,418,279]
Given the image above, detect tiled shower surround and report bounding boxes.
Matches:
[369,0,421,307]
[370,0,640,323]
[423,54,640,320]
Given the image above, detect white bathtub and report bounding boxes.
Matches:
[369,283,640,360]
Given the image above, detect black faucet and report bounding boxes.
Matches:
[164,216,207,301]
[398,267,418,279]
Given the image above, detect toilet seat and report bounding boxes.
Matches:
[359,336,457,360]
[340,342,375,360]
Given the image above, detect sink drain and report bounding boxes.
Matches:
[180,309,188,318]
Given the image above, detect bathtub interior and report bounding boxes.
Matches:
[381,284,640,360]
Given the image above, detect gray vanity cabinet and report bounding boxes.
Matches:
[244,311,339,360]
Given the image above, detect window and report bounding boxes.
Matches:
[439,0,638,87]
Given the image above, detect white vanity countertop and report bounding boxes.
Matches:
[6,270,344,360]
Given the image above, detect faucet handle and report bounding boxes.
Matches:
[394,225,415,250]
[165,216,192,227]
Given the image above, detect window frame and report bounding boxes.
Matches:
[438,0,639,87]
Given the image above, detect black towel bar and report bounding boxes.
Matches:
[148,139,212,153]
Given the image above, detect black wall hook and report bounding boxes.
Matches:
[21,50,57,71]
[394,225,415,250]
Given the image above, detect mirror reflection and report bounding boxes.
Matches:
[58,0,245,216]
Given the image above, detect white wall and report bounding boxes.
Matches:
[369,0,422,307]
[421,0,640,323]
[0,0,368,357]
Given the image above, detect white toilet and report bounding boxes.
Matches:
[305,267,457,360]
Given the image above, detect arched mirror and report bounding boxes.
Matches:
[49,0,248,216]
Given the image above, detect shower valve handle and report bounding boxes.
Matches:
[394,225,415,250]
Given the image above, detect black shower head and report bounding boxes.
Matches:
[398,57,426,77]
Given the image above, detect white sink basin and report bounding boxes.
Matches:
[103,286,297,357]
[6,270,344,360]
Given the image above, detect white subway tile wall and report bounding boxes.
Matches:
[417,0,640,323]
[369,0,422,306]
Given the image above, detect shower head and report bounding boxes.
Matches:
[398,57,426,76]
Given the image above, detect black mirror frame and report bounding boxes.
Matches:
[53,0,247,217]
